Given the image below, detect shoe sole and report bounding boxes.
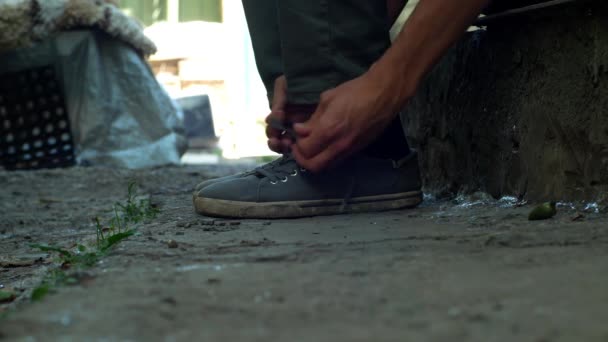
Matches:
[193,191,423,219]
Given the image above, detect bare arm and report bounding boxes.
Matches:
[371,0,489,111]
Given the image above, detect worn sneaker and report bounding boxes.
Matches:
[193,151,423,219]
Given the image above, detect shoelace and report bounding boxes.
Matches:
[239,155,289,177]
[254,154,302,184]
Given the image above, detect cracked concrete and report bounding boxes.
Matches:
[0,165,607,341]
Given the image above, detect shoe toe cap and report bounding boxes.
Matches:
[194,179,217,193]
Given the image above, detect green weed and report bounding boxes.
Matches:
[29,181,158,301]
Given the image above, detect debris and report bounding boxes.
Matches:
[1,259,36,268]
[39,197,62,204]
[167,240,179,249]
[528,202,557,221]
[571,212,585,222]
[207,278,221,285]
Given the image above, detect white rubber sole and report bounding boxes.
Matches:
[193,191,423,219]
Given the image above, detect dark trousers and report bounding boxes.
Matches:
[242,0,410,159]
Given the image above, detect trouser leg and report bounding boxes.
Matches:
[276,0,392,104]
[242,0,283,102]
[243,0,410,159]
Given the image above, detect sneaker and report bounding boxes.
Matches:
[193,151,423,219]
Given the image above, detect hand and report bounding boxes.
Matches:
[291,70,405,173]
[265,75,293,154]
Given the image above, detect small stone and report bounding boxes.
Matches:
[229,221,241,226]
[175,232,185,236]
[262,222,271,226]
[167,240,178,249]
[161,297,177,306]
[207,278,221,285]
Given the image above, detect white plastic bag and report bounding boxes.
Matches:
[0,30,187,168]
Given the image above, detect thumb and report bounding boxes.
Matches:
[293,122,312,137]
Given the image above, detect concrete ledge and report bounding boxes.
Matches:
[402,0,608,202]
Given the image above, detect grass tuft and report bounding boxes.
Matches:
[28,181,158,302]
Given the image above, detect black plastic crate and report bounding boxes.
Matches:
[0,66,75,170]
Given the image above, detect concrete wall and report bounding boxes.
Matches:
[401,1,608,202]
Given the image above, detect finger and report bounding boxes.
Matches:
[280,137,294,151]
[266,110,286,124]
[265,110,286,139]
[290,112,313,124]
[292,142,345,173]
[267,138,283,154]
[268,109,285,122]
[293,122,312,138]
[295,124,339,159]
[265,124,282,140]
[292,100,327,138]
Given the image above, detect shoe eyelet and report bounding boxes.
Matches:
[290,170,298,176]
[270,181,278,185]
[299,167,307,172]
[281,176,288,183]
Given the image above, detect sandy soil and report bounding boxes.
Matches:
[0,165,607,341]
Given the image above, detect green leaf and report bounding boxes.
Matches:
[31,284,51,302]
[100,230,135,252]
[30,244,72,258]
[77,245,87,252]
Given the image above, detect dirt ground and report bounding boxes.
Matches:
[0,165,607,341]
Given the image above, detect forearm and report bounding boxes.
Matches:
[371,0,488,108]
